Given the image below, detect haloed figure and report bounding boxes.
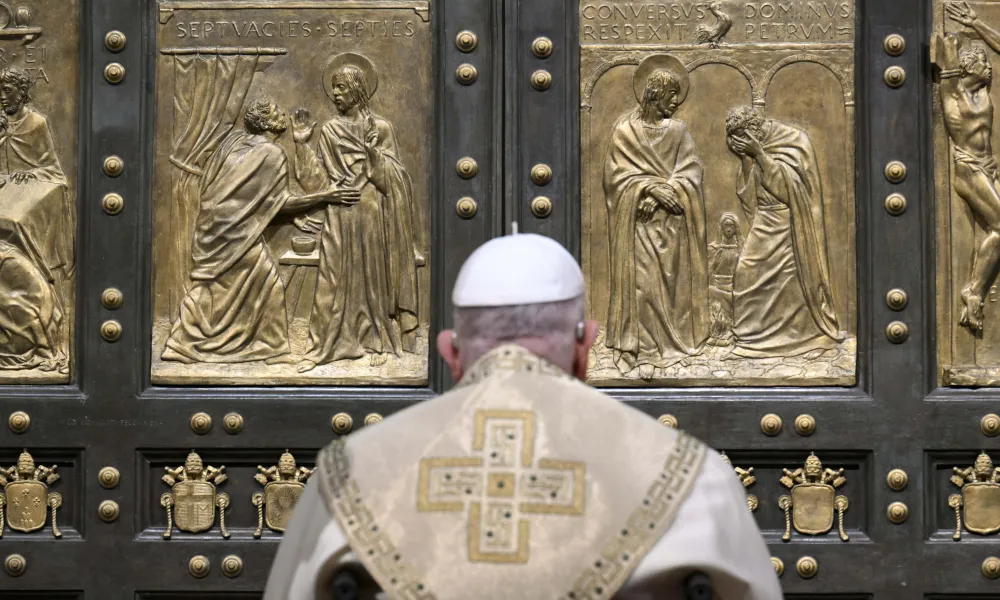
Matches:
[939,1,1000,334]
[293,54,420,371]
[603,54,709,380]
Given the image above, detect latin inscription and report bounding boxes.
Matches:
[580,1,854,43]
[173,19,418,39]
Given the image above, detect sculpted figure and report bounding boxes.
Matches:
[162,99,358,364]
[603,54,709,380]
[938,2,1000,333]
[707,213,742,346]
[292,53,421,371]
[725,107,844,358]
[0,67,66,187]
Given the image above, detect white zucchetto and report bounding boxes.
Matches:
[452,230,584,308]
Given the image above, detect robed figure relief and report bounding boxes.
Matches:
[291,54,421,371]
[162,100,358,363]
[603,55,709,380]
[938,3,1000,335]
[0,67,70,374]
[724,107,844,358]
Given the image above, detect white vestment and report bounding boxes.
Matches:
[264,345,781,600]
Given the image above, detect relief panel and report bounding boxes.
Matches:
[933,1,1000,387]
[0,448,81,540]
[717,450,869,543]
[0,1,77,384]
[139,448,316,541]
[580,0,856,386]
[151,1,432,385]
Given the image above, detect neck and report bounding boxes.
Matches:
[463,341,574,377]
[640,104,668,125]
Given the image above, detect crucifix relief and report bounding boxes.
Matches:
[417,410,586,564]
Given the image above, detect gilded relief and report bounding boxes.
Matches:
[581,0,856,386]
[0,450,63,538]
[934,1,1000,386]
[151,1,432,385]
[0,2,77,383]
[948,451,1000,539]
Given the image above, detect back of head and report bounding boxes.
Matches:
[444,230,594,377]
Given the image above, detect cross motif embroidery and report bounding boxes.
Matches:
[417,410,585,563]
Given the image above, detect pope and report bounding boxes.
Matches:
[263,228,781,600]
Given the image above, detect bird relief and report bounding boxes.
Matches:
[778,453,849,542]
[720,451,757,512]
[160,451,230,539]
[252,450,314,537]
[0,449,62,537]
[695,1,732,48]
[948,452,1000,540]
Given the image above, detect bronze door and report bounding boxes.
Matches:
[0,0,993,599]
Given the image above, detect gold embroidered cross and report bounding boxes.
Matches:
[417,410,585,563]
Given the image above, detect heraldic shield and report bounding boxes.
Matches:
[790,483,835,534]
[264,480,304,531]
[779,452,850,542]
[160,451,229,539]
[0,449,63,538]
[6,480,47,532]
[173,480,217,533]
[252,451,313,538]
[949,452,1000,540]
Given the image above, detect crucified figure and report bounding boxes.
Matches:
[939,1,1000,334]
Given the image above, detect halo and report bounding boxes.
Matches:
[324,53,379,103]
[632,54,689,105]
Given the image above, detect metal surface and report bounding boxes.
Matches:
[0,0,983,598]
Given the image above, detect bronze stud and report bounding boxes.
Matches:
[794,414,816,437]
[884,161,907,184]
[883,33,905,56]
[98,500,120,523]
[982,414,1000,437]
[760,414,783,437]
[531,69,552,91]
[103,155,124,178]
[657,414,678,428]
[104,62,125,84]
[189,412,212,435]
[887,501,908,524]
[222,412,244,435]
[886,468,908,491]
[885,321,909,344]
[332,412,354,434]
[531,36,553,59]
[7,411,29,434]
[364,413,383,426]
[102,193,124,215]
[456,63,478,85]
[4,554,26,577]
[105,30,127,53]
[531,196,553,219]
[984,556,1000,580]
[456,157,479,179]
[102,288,123,310]
[884,193,906,216]
[456,197,478,219]
[883,65,906,88]
[98,466,121,489]
[886,289,908,311]
[188,555,210,579]
[100,320,122,343]
[530,164,553,186]
[222,555,243,578]
[796,556,818,579]
[771,557,784,577]
[455,30,478,53]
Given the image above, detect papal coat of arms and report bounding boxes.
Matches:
[949,451,1000,540]
[0,449,62,538]
[160,451,229,539]
[252,450,313,537]
[779,453,849,542]
[721,452,757,512]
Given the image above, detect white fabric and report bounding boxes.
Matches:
[268,452,781,600]
[451,232,584,307]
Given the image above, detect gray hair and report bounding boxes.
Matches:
[454,296,585,370]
